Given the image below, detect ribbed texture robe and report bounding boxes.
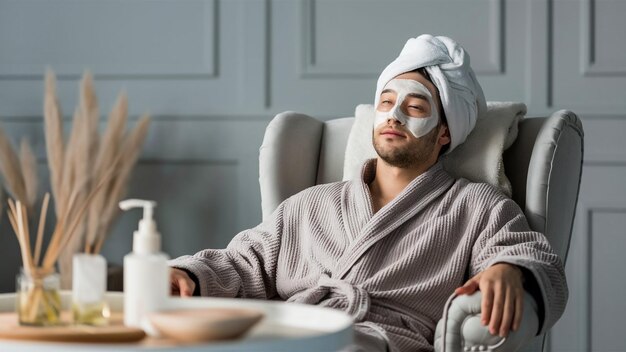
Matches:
[169,160,568,352]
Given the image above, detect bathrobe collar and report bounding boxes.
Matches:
[337,158,455,279]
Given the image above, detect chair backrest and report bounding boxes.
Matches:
[260,110,584,263]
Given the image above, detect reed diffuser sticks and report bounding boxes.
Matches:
[8,195,59,325]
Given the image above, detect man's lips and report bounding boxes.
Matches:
[381,129,406,138]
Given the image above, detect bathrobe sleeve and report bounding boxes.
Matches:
[168,202,284,299]
[469,197,569,335]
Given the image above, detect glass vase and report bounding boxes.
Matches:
[16,268,61,326]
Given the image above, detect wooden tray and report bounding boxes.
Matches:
[0,312,145,343]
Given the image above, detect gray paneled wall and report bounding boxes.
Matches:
[0,0,624,351]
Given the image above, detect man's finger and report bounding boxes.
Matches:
[177,277,194,297]
[481,283,493,325]
[455,280,478,295]
[489,283,504,335]
[513,291,524,331]
[499,288,515,337]
[170,277,180,295]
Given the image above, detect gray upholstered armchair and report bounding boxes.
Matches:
[258,108,584,351]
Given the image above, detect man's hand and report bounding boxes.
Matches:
[454,263,525,337]
[170,268,196,297]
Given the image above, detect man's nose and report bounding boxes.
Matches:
[386,107,405,125]
[386,115,402,125]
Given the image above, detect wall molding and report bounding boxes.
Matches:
[578,203,626,351]
[0,0,220,80]
[0,113,274,123]
[578,115,626,165]
[525,0,552,110]
[264,0,272,108]
[581,0,626,76]
[298,0,505,79]
[526,0,551,109]
[298,0,374,79]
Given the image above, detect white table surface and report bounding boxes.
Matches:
[0,291,354,352]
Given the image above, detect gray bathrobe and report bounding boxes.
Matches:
[169,160,568,351]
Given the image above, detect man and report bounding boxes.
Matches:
[169,35,567,351]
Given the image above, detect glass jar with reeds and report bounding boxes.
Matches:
[16,267,61,326]
[8,185,118,326]
[8,196,62,326]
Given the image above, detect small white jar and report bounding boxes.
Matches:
[72,253,110,325]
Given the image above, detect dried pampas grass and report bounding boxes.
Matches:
[20,139,39,211]
[0,69,151,288]
[86,93,128,252]
[93,114,150,254]
[0,128,27,206]
[43,69,65,215]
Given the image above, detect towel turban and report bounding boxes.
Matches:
[374,34,487,153]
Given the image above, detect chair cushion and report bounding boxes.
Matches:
[317,117,355,184]
[343,102,526,197]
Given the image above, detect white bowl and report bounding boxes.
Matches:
[148,308,263,343]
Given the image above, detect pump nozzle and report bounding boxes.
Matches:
[119,199,160,254]
[119,199,156,221]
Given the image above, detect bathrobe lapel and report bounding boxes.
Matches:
[337,160,455,279]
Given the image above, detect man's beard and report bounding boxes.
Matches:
[372,126,439,168]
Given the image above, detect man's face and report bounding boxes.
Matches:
[372,71,444,168]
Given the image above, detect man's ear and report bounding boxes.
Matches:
[438,124,451,147]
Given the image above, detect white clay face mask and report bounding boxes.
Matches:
[374,79,439,138]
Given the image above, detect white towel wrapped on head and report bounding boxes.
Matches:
[375,34,487,153]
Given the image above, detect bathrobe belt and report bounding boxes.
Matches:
[287,275,370,321]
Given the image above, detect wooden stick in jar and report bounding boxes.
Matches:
[34,193,50,266]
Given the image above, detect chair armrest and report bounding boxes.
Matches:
[434,291,539,352]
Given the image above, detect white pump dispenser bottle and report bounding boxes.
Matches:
[120,199,169,335]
